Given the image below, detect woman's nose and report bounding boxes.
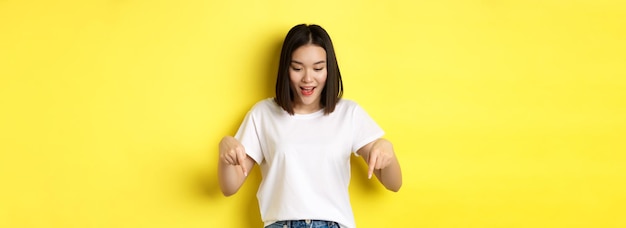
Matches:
[301,70,313,82]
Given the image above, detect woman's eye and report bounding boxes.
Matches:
[314,68,324,71]
[291,67,302,71]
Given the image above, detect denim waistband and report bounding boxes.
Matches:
[266,219,340,228]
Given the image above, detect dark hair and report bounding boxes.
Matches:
[274,24,343,115]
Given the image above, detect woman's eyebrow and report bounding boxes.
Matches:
[290,60,326,65]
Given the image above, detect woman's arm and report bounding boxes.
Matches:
[218,136,255,196]
[356,138,402,192]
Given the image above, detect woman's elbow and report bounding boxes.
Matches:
[386,181,402,192]
[220,185,239,197]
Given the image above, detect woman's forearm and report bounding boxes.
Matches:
[218,158,246,196]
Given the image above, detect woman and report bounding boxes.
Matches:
[218,24,402,228]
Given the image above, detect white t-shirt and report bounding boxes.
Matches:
[235,98,384,228]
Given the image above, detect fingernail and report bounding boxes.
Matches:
[368,174,372,179]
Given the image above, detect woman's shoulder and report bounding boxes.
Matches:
[248,98,282,113]
[336,98,360,109]
[338,98,358,105]
[334,98,365,115]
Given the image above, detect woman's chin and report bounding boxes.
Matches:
[295,97,321,108]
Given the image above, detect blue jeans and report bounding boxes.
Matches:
[265,220,340,228]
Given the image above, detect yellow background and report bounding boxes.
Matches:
[1,0,625,227]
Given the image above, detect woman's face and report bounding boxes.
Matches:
[289,44,327,113]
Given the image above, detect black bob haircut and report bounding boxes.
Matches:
[274,24,343,115]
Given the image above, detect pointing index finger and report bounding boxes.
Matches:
[368,152,377,179]
[237,148,247,177]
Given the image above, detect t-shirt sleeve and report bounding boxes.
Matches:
[351,103,385,153]
[234,109,264,164]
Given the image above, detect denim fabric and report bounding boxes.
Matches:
[265,220,340,228]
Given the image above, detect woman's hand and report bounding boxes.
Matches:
[219,136,248,176]
[366,139,396,179]
[357,138,402,192]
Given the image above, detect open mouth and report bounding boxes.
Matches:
[300,86,315,96]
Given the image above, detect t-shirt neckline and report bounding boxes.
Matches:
[292,108,325,119]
